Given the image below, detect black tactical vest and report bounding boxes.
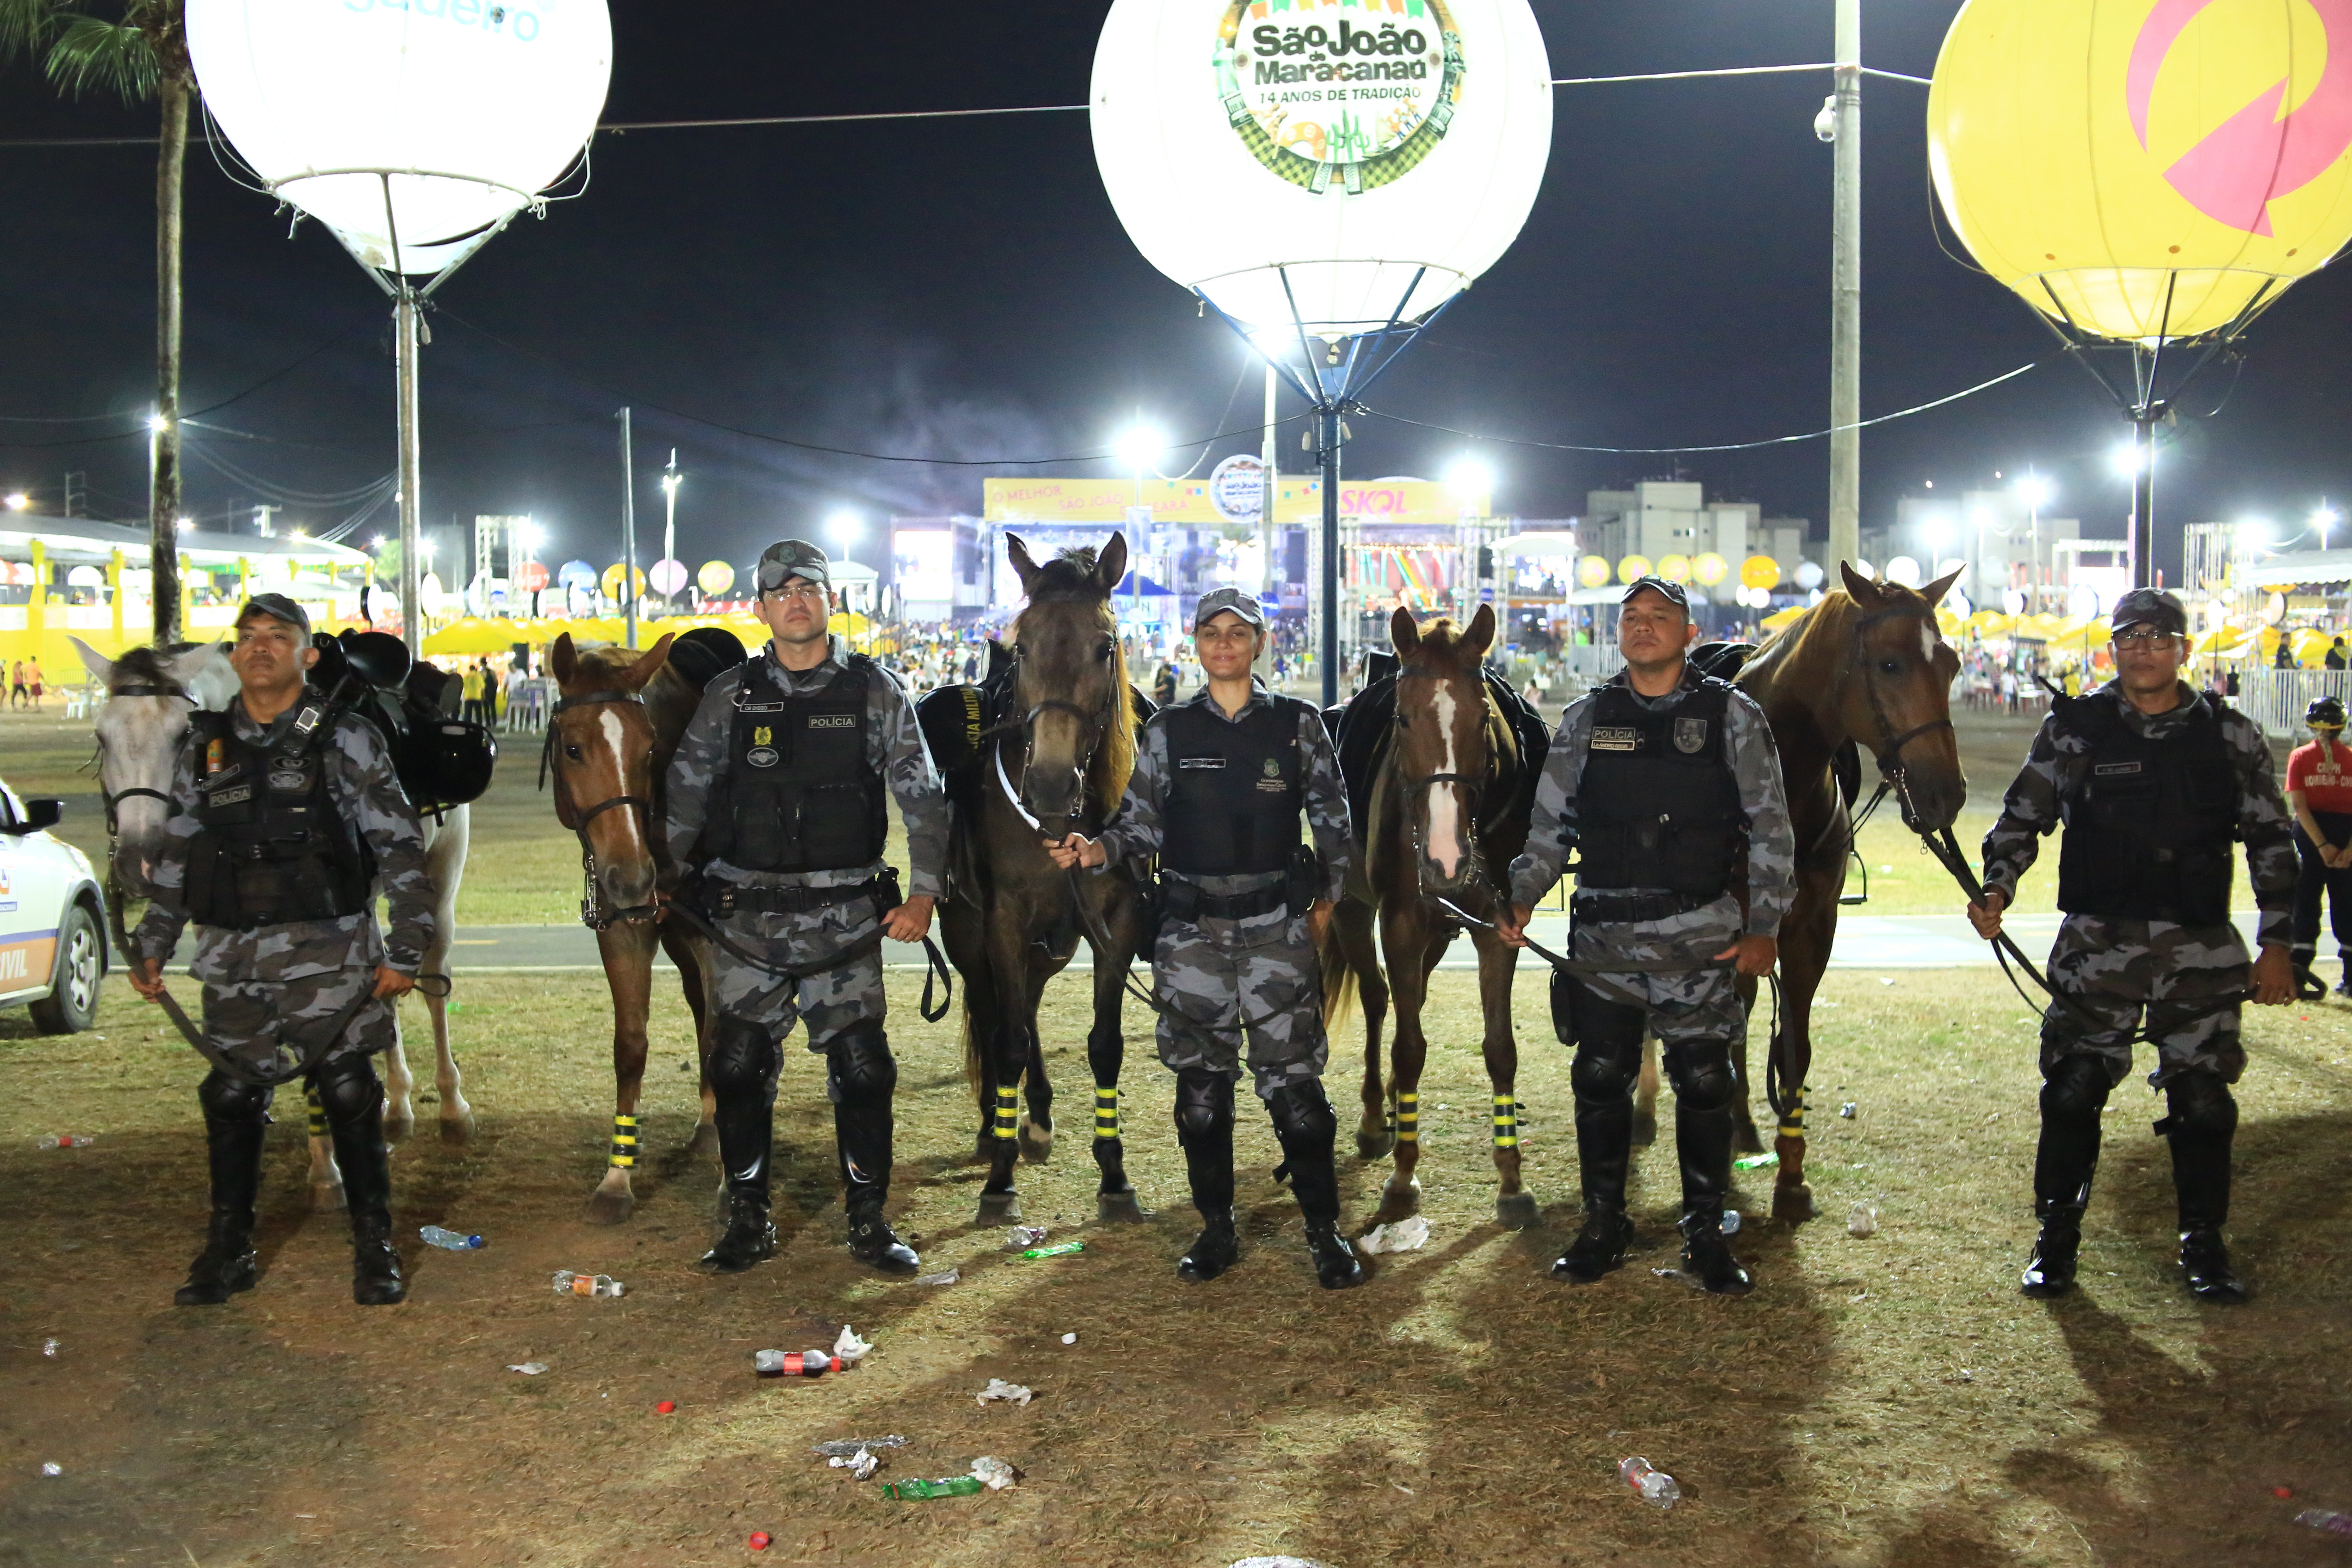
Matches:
[183,699,375,931]
[698,656,886,874]
[1574,677,1742,897]
[2055,692,2238,925]
[1161,695,1306,878]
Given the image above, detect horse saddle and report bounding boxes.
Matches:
[1325,656,1551,840]
[667,626,747,693]
[310,631,497,817]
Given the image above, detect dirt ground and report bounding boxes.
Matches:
[4,963,2351,1568]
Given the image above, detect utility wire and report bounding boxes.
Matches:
[0,312,378,447]
[1360,360,2042,455]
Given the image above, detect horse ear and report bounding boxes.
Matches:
[1463,602,1497,656]
[1391,605,1421,653]
[1921,565,1964,609]
[1096,531,1128,592]
[550,632,579,686]
[627,632,676,690]
[1004,532,1040,592]
[1839,561,1880,603]
[69,636,113,684]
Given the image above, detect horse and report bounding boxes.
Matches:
[74,636,477,1213]
[1668,564,1967,1218]
[938,533,1151,1222]
[1318,604,1548,1226]
[538,630,731,1224]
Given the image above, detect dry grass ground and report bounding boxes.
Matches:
[4,964,2350,1568]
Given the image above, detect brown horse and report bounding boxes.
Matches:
[1720,564,1967,1217]
[1321,604,1544,1225]
[541,631,728,1224]
[940,533,1152,1221]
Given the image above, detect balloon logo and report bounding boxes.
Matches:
[1615,554,1651,586]
[1692,551,1728,587]
[2129,0,2352,236]
[1656,554,1692,584]
[1217,0,1466,195]
[697,560,737,597]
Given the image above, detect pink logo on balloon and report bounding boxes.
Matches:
[2127,0,2352,235]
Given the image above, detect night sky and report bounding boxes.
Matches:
[3,0,2349,585]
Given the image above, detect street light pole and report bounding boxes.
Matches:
[617,406,637,650]
[662,448,679,612]
[395,286,423,655]
[1828,0,1862,572]
[1257,361,1278,683]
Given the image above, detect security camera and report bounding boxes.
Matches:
[1813,94,1838,143]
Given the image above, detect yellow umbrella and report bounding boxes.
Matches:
[1760,605,1806,634]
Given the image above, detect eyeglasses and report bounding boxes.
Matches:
[761,580,828,604]
[2111,627,2180,646]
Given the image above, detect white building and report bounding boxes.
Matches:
[1577,481,1809,595]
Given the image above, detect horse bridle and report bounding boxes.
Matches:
[1846,603,1958,835]
[541,687,660,929]
[98,681,194,836]
[1390,672,1507,901]
[993,682,1118,836]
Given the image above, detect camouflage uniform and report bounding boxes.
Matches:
[1509,659,1793,1292]
[1096,680,1353,1097]
[664,631,947,1272]
[1982,675,2292,1303]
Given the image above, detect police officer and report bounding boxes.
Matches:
[1969,587,2293,1305]
[130,594,435,1307]
[1497,576,1793,1296]
[1049,589,1359,1288]
[664,540,948,1275]
[2285,695,2352,996]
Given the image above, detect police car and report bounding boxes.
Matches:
[0,777,108,1033]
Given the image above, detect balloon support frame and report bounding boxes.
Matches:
[1195,263,1460,706]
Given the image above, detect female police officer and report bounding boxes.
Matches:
[1050,588,1360,1288]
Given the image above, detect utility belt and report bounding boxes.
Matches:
[1570,888,1717,925]
[1158,846,1321,927]
[700,869,898,922]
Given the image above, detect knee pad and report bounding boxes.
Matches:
[1265,1080,1338,1150]
[310,1053,382,1130]
[708,1016,782,1097]
[2040,1053,2113,1118]
[198,1069,273,1125]
[1570,1041,1641,1107]
[2160,1071,2238,1139]
[1663,1039,1737,1114]
[1172,1070,1234,1144]
[825,1019,896,1104]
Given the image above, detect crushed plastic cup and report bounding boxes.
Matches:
[41,1339,58,1358]
[507,1362,549,1375]
[1358,1215,1431,1255]
[830,1447,880,1481]
[1848,1203,1880,1238]
[1839,1101,1858,1118]
[915,1267,960,1286]
[2296,1509,2352,1539]
[1733,1151,1778,1171]
[1618,1456,1680,1510]
[1003,1225,1049,1250]
[833,1325,874,1366]
[1060,1332,1078,1345]
[40,1462,62,1477]
[970,1456,1017,1491]
[976,1378,1034,1407]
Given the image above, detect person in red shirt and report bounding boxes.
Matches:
[2285,695,2352,995]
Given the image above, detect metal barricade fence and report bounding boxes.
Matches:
[2227,667,2352,741]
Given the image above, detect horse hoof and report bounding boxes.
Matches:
[1017,1116,1054,1166]
[1732,1121,1766,1156]
[977,1190,1020,1222]
[584,1189,635,1226]
[310,1182,345,1215]
[1495,1192,1539,1230]
[688,1123,721,1160]
[438,1112,477,1145]
[1377,1177,1422,1221]
[1356,1129,1397,1161]
[1772,1182,1815,1223]
[1097,1189,1152,1223]
[1630,1109,1657,1147]
[383,1110,416,1146]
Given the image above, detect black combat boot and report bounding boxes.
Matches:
[2335,952,2352,999]
[317,1056,405,1306]
[1552,1087,1637,1282]
[2022,1056,2106,1299]
[1174,1071,1239,1282]
[701,1020,780,1274]
[828,1023,916,1274]
[2162,1071,2247,1305]
[1270,1082,1362,1290]
[176,1080,268,1306]
[1674,1093,1751,1296]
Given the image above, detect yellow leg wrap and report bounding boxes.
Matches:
[305,1089,326,1140]
[1778,1089,1805,1142]
[993,1084,1019,1140]
[608,1112,639,1169]
[1395,1089,1419,1145]
[1491,1093,1520,1149]
[1093,1085,1120,1141]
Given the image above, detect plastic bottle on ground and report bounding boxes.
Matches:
[755,1349,834,1378]
[550,1270,625,1298]
[419,1225,483,1250]
[1618,1457,1680,1510]
[885,1476,985,1499]
[38,1134,94,1149]
[1022,1241,1085,1259]
[2297,1510,2352,1539]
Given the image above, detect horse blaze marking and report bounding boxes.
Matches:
[1396,1089,1420,1143]
[1491,1093,1519,1148]
[1093,1085,1120,1140]
[608,1113,639,1168]
[993,1084,1019,1139]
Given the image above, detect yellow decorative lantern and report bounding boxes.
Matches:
[1739,554,1782,590]
[1577,554,1613,589]
[1615,554,1652,585]
[1692,551,1728,587]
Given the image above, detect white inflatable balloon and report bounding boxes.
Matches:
[1092,0,1553,338]
[187,0,612,272]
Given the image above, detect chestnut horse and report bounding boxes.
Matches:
[1320,605,1545,1225]
[940,534,1152,1222]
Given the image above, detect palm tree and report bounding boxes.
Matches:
[2,0,191,644]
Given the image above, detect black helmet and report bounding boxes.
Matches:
[398,718,498,811]
[2308,696,2347,730]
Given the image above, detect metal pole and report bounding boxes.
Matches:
[2130,413,2157,589]
[618,407,638,648]
[1828,0,1862,572]
[662,448,678,612]
[1320,401,1341,708]
[1257,361,1278,684]
[395,286,423,655]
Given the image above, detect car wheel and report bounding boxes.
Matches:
[30,903,104,1036]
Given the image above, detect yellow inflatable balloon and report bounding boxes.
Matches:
[697,559,737,597]
[1929,0,2352,341]
[1657,553,1692,584]
[1616,554,1652,586]
[1577,554,1613,589]
[1692,551,1729,587]
[1739,553,1782,590]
